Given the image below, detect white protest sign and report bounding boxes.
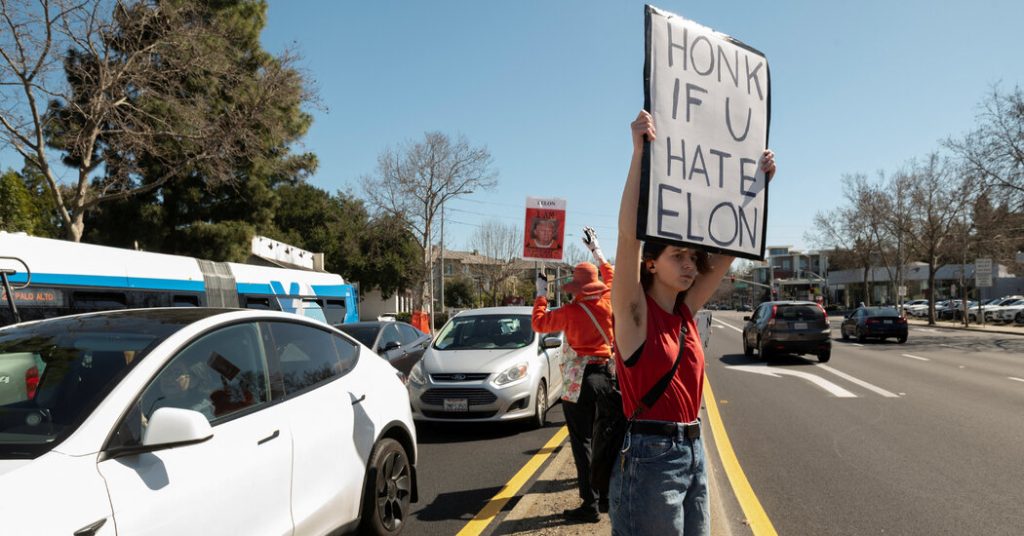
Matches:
[639,5,771,260]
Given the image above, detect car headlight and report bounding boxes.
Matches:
[408,362,427,386]
[492,362,529,387]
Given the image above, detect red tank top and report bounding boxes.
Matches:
[615,294,705,423]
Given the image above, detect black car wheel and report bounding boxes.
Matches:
[360,438,412,535]
[743,336,753,357]
[841,325,850,340]
[758,338,771,360]
[897,335,907,344]
[817,349,831,363]
[857,327,867,343]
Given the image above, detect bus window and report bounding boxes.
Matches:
[172,295,200,307]
[72,291,127,310]
[324,299,347,326]
[300,299,327,324]
[245,297,273,310]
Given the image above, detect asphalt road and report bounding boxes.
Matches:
[707,311,1024,535]
[403,403,569,535]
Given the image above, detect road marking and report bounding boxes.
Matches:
[704,377,778,536]
[1009,377,1024,383]
[817,365,899,397]
[729,364,858,397]
[901,353,930,361]
[917,328,939,333]
[457,426,568,536]
[714,319,742,332]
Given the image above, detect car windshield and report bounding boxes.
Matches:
[866,307,901,317]
[0,311,196,458]
[433,314,534,350]
[337,325,380,348]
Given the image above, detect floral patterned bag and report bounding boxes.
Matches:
[559,303,613,403]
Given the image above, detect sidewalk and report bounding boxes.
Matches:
[906,316,1024,336]
[492,425,739,536]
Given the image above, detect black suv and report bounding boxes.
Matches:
[742,301,832,362]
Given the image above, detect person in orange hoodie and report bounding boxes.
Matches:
[532,226,615,522]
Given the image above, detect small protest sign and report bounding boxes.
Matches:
[523,197,566,261]
[639,5,771,260]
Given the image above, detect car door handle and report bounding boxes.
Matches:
[74,518,107,536]
[257,430,280,445]
[352,394,366,405]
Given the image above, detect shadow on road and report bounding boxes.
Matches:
[413,485,505,522]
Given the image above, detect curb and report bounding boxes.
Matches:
[906,318,1024,337]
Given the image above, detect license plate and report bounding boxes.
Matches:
[794,322,808,330]
[444,398,468,412]
[884,319,893,324]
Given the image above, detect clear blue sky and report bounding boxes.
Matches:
[262,1,1021,259]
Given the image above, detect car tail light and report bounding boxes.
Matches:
[816,303,828,324]
[896,317,907,324]
[767,305,778,330]
[25,366,39,399]
[866,318,880,325]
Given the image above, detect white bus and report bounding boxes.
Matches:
[0,232,358,327]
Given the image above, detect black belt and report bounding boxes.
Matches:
[631,420,700,440]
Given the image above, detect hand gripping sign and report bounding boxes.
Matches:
[639,5,771,260]
[523,197,566,261]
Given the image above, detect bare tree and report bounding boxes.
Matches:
[361,132,497,313]
[468,220,521,306]
[0,0,310,241]
[946,85,1024,212]
[899,154,976,324]
[867,169,916,305]
[807,174,881,306]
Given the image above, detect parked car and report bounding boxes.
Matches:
[978,296,1024,322]
[742,301,831,362]
[0,308,417,536]
[337,321,431,377]
[995,299,1024,323]
[841,306,908,343]
[408,306,563,427]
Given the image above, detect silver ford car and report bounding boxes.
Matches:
[407,307,563,428]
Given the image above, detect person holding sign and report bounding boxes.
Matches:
[531,227,615,522]
[610,110,775,535]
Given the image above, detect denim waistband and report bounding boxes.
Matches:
[630,419,700,440]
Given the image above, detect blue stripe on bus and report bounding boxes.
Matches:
[236,283,274,295]
[6,272,205,292]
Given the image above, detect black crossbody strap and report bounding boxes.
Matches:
[631,323,688,419]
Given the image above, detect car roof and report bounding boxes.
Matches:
[452,306,534,317]
[0,307,337,334]
[761,300,820,306]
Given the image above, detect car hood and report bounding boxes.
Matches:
[0,458,32,477]
[422,346,535,374]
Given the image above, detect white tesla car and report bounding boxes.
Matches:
[408,306,563,427]
[0,308,417,535]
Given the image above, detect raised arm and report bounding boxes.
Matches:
[683,149,776,313]
[611,111,656,357]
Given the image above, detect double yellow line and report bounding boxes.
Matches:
[459,376,777,535]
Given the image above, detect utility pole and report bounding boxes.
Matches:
[440,204,445,317]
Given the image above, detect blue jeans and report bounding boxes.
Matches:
[609,421,709,536]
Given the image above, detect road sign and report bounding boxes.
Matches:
[898,285,907,297]
[975,258,993,288]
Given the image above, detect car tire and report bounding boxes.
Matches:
[841,326,849,341]
[1016,311,1024,325]
[530,381,548,429]
[743,337,753,357]
[360,438,412,536]
[857,328,867,343]
[758,338,771,361]
[817,349,831,363]
[897,335,907,344]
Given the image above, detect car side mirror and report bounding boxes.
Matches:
[742,316,751,321]
[542,336,562,349]
[142,407,213,449]
[382,341,401,352]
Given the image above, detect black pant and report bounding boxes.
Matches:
[562,363,617,509]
